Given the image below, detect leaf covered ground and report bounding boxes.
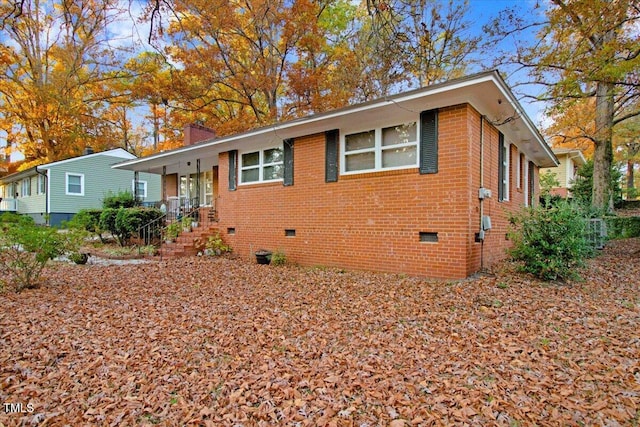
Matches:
[1,239,639,426]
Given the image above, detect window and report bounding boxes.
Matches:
[37,174,46,194]
[240,148,283,184]
[66,173,84,195]
[343,122,417,173]
[498,135,510,202]
[523,155,530,206]
[21,178,31,197]
[132,180,147,198]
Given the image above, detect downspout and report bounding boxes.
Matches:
[479,116,485,269]
[35,166,49,226]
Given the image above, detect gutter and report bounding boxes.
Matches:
[35,166,49,226]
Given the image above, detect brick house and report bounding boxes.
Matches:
[113,71,558,279]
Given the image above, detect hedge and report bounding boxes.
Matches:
[605,216,640,239]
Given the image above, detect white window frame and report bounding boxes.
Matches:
[65,172,84,196]
[524,155,530,207]
[132,180,147,198]
[500,142,510,202]
[37,174,46,195]
[239,147,284,185]
[21,178,31,197]
[341,121,419,175]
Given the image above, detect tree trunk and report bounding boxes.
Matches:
[592,80,614,212]
[629,160,636,197]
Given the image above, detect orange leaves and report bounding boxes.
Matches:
[0,238,639,425]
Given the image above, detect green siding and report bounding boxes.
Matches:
[46,154,161,214]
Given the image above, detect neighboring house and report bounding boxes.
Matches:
[0,148,161,226]
[113,70,558,279]
[540,148,586,198]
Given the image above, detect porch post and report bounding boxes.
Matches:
[134,171,140,202]
[162,165,167,202]
[196,158,201,206]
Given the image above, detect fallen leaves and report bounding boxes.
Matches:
[0,238,639,426]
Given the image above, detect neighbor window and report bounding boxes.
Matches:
[132,180,147,198]
[37,174,46,194]
[66,173,84,195]
[240,148,283,184]
[21,178,31,197]
[343,122,418,173]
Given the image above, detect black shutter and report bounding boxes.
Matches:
[228,150,237,191]
[325,129,339,183]
[528,160,535,206]
[283,139,294,186]
[419,109,438,174]
[498,133,505,201]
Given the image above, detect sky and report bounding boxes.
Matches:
[2,0,549,162]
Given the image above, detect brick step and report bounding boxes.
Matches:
[160,225,221,259]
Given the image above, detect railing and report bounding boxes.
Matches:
[136,214,167,249]
[0,198,17,211]
[135,197,201,256]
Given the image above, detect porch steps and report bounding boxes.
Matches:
[160,220,220,259]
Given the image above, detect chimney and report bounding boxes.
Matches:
[84,146,94,155]
[184,122,216,147]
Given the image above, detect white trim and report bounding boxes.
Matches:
[132,180,148,198]
[65,172,84,196]
[524,155,530,207]
[238,147,284,185]
[37,174,46,195]
[21,178,31,197]
[501,142,510,202]
[38,148,135,170]
[340,121,419,175]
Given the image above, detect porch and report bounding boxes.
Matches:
[0,198,17,213]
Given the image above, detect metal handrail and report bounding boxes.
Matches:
[136,213,167,250]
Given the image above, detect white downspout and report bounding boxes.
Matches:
[479,116,486,269]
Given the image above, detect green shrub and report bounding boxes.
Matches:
[69,209,105,241]
[0,218,66,291]
[202,233,231,255]
[270,250,287,266]
[571,159,623,208]
[102,190,135,209]
[99,207,164,246]
[605,216,640,239]
[508,200,593,282]
[0,212,24,224]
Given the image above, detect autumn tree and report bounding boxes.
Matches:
[140,0,361,137]
[0,0,140,168]
[614,114,640,199]
[490,0,640,211]
[362,0,481,91]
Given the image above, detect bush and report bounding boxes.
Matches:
[69,209,105,241]
[571,159,623,208]
[508,200,593,282]
[99,207,164,246]
[605,216,640,239]
[0,218,66,291]
[0,212,24,224]
[102,190,136,209]
[270,250,287,266]
[201,233,231,256]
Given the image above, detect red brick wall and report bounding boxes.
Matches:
[216,104,538,279]
[184,124,216,146]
